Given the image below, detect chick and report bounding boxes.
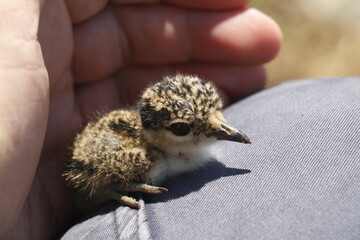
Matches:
[64,74,251,209]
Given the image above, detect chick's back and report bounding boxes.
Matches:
[64,109,153,194]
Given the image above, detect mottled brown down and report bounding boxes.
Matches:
[64,74,250,209]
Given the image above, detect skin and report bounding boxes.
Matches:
[0,0,281,238]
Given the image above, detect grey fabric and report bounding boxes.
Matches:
[61,77,360,240]
[61,200,152,239]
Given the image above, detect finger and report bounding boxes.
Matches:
[73,64,264,126]
[106,6,280,64]
[75,76,120,123]
[111,0,250,10]
[115,64,266,106]
[39,0,73,92]
[158,0,250,10]
[72,7,125,84]
[0,0,49,235]
[66,0,250,23]
[73,5,281,83]
[64,0,107,24]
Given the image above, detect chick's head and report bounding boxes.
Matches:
[138,74,250,153]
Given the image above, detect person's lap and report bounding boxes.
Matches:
[61,77,360,239]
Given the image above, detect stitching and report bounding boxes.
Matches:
[136,197,153,240]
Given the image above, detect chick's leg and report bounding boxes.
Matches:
[107,190,140,208]
[106,183,167,208]
[126,183,168,194]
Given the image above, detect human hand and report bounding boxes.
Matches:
[0,0,281,238]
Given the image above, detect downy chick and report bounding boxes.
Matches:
[64,74,251,208]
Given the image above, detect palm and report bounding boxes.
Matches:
[8,0,281,238]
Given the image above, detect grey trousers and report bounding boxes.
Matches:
[61,77,360,240]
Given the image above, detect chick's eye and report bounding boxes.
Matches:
[168,123,191,136]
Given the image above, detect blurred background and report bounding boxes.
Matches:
[250,0,360,86]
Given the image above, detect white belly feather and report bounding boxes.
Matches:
[148,143,215,184]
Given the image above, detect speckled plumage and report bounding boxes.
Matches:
[64,74,251,209]
[139,74,222,131]
[65,110,151,193]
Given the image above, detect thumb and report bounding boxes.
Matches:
[0,0,49,236]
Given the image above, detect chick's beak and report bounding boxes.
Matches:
[211,122,251,144]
